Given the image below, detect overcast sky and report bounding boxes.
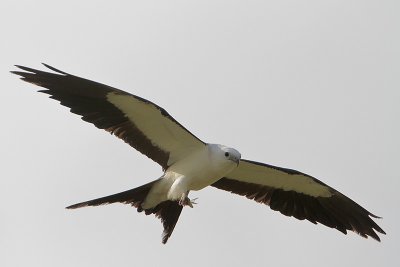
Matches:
[1,1,399,266]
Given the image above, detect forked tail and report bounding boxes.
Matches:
[66,179,183,244]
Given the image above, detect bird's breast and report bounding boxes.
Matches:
[166,146,235,191]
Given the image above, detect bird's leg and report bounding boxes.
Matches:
[179,191,192,208]
[178,191,197,208]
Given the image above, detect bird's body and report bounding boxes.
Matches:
[143,144,240,209]
[12,64,385,244]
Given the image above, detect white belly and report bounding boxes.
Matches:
[167,145,236,191]
[142,144,237,208]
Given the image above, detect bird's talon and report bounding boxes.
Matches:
[191,197,198,205]
[179,196,197,208]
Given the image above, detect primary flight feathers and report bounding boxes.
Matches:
[12,64,385,243]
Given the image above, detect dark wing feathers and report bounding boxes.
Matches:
[12,64,204,170]
[212,160,385,241]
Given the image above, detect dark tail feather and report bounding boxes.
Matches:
[66,179,183,244]
[150,201,183,244]
[66,179,159,209]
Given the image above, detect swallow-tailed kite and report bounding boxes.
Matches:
[12,64,385,244]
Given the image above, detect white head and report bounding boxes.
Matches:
[208,144,241,172]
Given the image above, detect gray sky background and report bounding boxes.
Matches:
[1,1,399,266]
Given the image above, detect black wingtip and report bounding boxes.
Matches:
[66,202,89,209]
[12,65,37,73]
[375,226,386,236]
[10,70,20,75]
[41,63,68,75]
[369,213,382,219]
[11,64,68,76]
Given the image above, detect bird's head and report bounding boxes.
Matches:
[209,144,241,169]
[222,146,241,166]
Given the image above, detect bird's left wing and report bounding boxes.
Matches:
[12,64,205,170]
[211,159,385,241]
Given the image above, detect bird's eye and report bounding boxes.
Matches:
[224,152,229,158]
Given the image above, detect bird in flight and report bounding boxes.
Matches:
[12,64,385,244]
